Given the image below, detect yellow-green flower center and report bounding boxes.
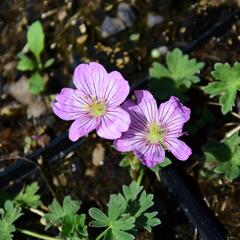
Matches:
[90,101,106,117]
[146,122,165,144]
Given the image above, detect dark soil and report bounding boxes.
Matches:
[0,0,240,239]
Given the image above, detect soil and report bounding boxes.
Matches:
[0,0,240,239]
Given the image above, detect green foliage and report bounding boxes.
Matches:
[17,53,36,71]
[204,62,240,114]
[44,196,88,239]
[0,201,22,240]
[89,182,160,240]
[149,48,204,100]
[17,20,54,94]
[14,182,41,208]
[150,157,172,180]
[27,21,44,61]
[29,72,45,94]
[203,132,240,181]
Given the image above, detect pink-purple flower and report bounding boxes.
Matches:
[114,90,192,167]
[53,62,131,141]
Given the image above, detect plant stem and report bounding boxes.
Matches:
[30,207,45,217]
[17,228,59,240]
[136,168,144,186]
[96,227,110,240]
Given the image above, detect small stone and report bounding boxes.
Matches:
[57,10,67,21]
[92,143,105,166]
[117,2,136,27]
[101,16,125,38]
[76,34,88,45]
[147,13,164,28]
[79,23,87,34]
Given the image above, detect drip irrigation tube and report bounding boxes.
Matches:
[1,9,239,240]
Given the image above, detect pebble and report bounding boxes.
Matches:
[147,13,164,28]
[101,16,125,38]
[100,2,136,38]
[117,2,136,27]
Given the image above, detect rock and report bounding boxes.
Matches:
[147,13,164,28]
[27,96,46,118]
[101,16,125,38]
[9,76,32,105]
[9,76,47,118]
[92,143,105,166]
[117,3,136,27]
[100,2,136,38]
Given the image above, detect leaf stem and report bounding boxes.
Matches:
[16,228,59,240]
[96,227,110,240]
[136,168,144,186]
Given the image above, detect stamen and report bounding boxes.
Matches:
[146,122,165,144]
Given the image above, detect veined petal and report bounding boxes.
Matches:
[73,62,107,99]
[52,88,89,121]
[69,115,98,141]
[96,107,130,140]
[114,128,146,152]
[134,144,165,168]
[135,90,158,123]
[122,99,148,127]
[105,71,130,107]
[164,138,191,161]
[159,96,190,137]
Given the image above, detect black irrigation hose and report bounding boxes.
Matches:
[1,8,240,239]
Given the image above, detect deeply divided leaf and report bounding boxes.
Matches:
[204,62,240,114]
[149,48,204,100]
[0,201,22,240]
[89,182,160,240]
[14,182,41,208]
[203,132,240,181]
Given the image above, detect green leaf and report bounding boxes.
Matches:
[108,195,126,222]
[29,72,45,94]
[44,196,80,227]
[0,201,22,240]
[143,212,161,232]
[17,53,36,71]
[89,182,161,239]
[61,214,88,240]
[14,182,41,208]
[203,131,240,181]
[149,48,204,100]
[44,58,54,68]
[89,208,109,227]
[27,21,44,61]
[204,62,240,114]
[122,181,143,202]
[112,229,135,240]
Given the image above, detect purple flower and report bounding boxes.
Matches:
[53,62,131,141]
[114,90,192,167]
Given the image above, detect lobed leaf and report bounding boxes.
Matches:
[14,182,41,208]
[204,62,240,114]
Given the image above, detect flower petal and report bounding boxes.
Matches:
[105,71,130,107]
[134,144,165,168]
[69,115,98,141]
[52,88,89,120]
[114,128,146,152]
[96,107,130,140]
[135,90,158,123]
[164,138,192,161]
[73,62,107,99]
[159,96,190,137]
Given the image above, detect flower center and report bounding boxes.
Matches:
[90,101,106,117]
[146,122,165,144]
